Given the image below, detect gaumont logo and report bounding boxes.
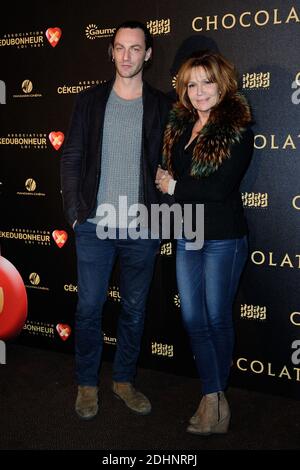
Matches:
[16,178,46,197]
[25,272,49,292]
[85,24,115,39]
[13,80,42,99]
[0,256,28,341]
[45,28,62,47]
[56,323,71,341]
[0,27,61,49]
[52,230,68,248]
[192,6,300,32]
[49,131,64,150]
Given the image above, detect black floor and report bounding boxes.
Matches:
[1,344,300,456]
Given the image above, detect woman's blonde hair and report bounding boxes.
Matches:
[176,51,238,112]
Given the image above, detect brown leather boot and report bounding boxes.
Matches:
[187,392,230,435]
[112,381,151,415]
[75,385,98,420]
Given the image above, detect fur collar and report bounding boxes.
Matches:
[162,92,252,177]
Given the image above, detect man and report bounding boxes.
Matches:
[60,20,171,419]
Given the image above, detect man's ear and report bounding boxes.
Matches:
[145,47,152,62]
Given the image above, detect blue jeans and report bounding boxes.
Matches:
[176,237,248,394]
[74,222,160,386]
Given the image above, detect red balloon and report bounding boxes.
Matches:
[0,256,28,340]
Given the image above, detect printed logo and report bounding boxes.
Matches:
[52,230,68,248]
[45,28,62,47]
[49,131,64,150]
[56,323,71,341]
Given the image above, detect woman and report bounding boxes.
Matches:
[156,51,254,435]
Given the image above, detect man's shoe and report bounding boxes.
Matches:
[75,385,98,420]
[112,381,151,415]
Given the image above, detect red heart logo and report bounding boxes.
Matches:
[45,27,62,47]
[52,230,68,248]
[56,323,71,341]
[49,131,64,150]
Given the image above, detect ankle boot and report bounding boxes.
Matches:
[187,391,230,436]
[189,395,205,425]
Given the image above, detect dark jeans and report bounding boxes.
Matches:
[176,236,248,394]
[74,222,160,386]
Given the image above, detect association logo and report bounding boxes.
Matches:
[49,131,64,150]
[57,79,105,95]
[0,228,51,246]
[45,28,62,47]
[0,256,28,340]
[107,286,121,303]
[0,133,47,149]
[23,321,55,338]
[56,323,72,341]
[52,230,68,248]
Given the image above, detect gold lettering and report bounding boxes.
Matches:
[280,254,293,268]
[251,251,265,265]
[250,360,264,374]
[294,368,300,381]
[286,6,300,24]
[267,362,276,376]
[236,358,247,371]
[192,17,202,31]
[206,15,218,30]
[269,252,277,266]
[222,14,236,29]
[283,134,296,149]
[292,195,300,210]
[255,10,269,26]
[270,134,279,149]
[273,9,282,24]
[240,12,251,27]
[290,312,300,326]
[279,366,292,379]
[254,134,266,149]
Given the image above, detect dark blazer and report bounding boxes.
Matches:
[60,80,171,226]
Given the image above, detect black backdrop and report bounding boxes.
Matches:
[1,0,300,399]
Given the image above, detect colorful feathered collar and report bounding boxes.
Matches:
[162,92,252,177]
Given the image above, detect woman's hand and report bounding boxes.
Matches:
[155,166,174,194]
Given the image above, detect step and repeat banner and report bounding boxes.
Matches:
[0,0,299,398]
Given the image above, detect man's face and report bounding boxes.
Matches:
[112,28,151,79]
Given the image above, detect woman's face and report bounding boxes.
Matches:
[187,66,220,115]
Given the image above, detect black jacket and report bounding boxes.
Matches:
[60,80,171,226]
